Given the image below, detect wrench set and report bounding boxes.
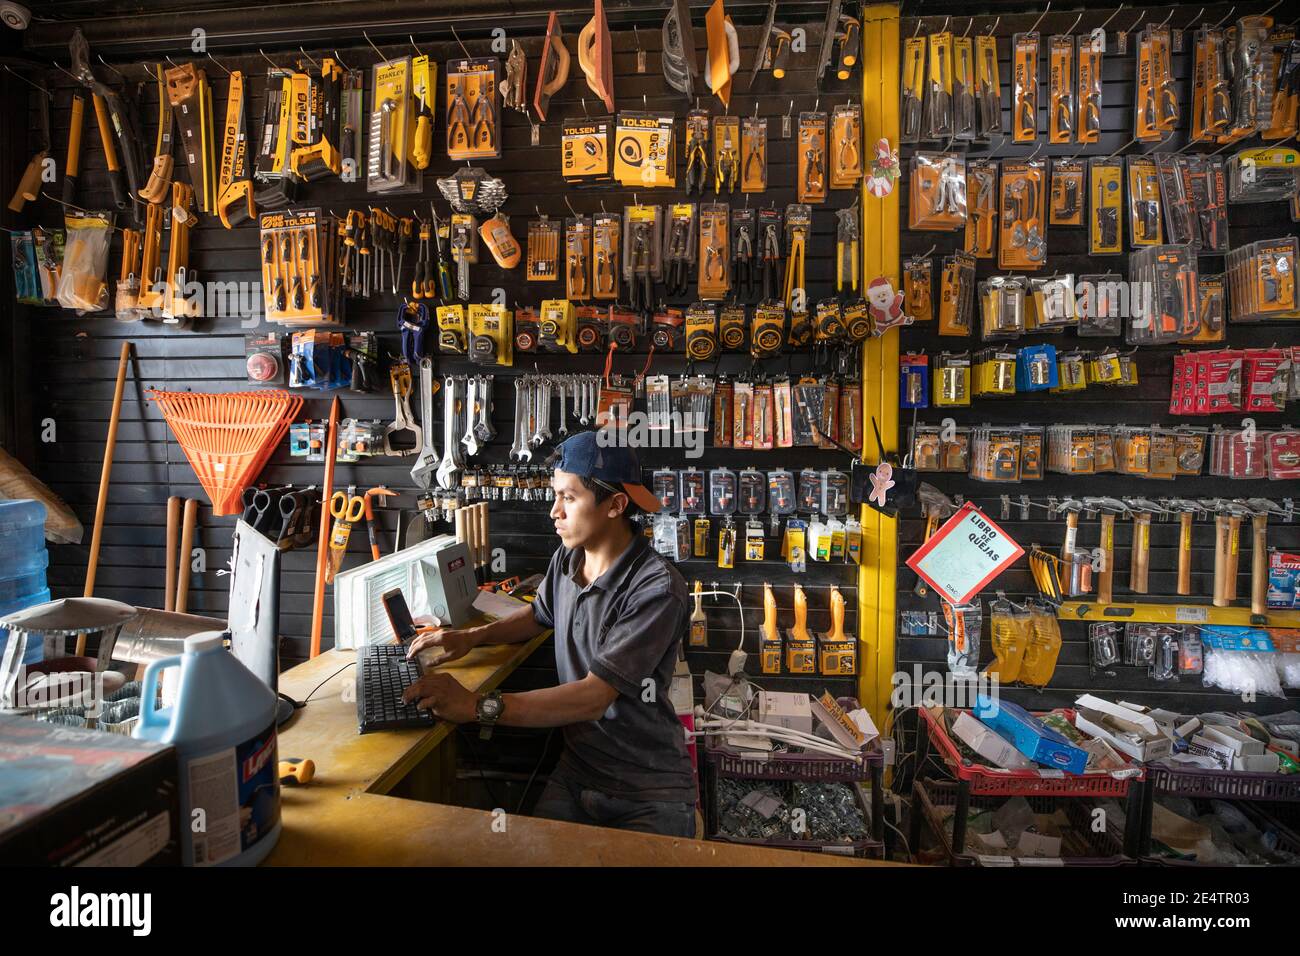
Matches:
[508,374,602,462]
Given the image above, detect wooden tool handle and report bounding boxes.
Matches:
[66,95,85,178]
[1213,515,1229,607]
[175,499,198,613]
[1225,515,1242,600]
[83,341,131,603]
[1177,512,1193,596]
[164,496,181,612]
[1251,513,1268,617]
[1061,511,1079,561]
[1129,513,1151,594]
[1097,513,1115,605]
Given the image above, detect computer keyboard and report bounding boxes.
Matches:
[356,643,435,734]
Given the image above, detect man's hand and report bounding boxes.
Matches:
[406,626,478,664]
[401,672,478,723]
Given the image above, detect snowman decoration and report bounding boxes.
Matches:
[866,276,912,334]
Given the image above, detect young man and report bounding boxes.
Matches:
[402,430,697,837]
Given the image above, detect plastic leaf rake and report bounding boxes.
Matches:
[148,390,303,516]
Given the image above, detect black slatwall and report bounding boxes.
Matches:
[17,18,864,721]
[895,4,1300,722]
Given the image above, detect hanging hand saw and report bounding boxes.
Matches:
[217,70,255,228]
[165,62,216,215]
[662,0,699,100]
[138,64,175,204]
[815,0,844,86]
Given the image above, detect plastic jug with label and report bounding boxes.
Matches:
[135,631,281,866]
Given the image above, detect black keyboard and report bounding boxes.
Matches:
[356,643,435,734]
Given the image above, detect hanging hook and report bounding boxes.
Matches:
[299,47,319,69]
[941,16,950,33]
[1261,0,1283,17]
[1182,8,1205,29]
[913,17,924,38]
[4,66,52,99]
[962,16,973,38]
[450,24,473,60]
[333,50,350,72]
[259,48,287,71]
[97,54,126,82]
[1096,5,1125,32]
[564,196,579,218]
[410,35,422,56]
[165,56,178,69]
[1127,10,1147,34]
[985,16,1000,35]
[51,60,80,83]
[363,32,386,63]
[206,52,232,77]
[917,243,937,261]
[1029,2,1052,35]
[1064,12,1083,36]
[1211,6,1236,28]
[1156,9,1175,29]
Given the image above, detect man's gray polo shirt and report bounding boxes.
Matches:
[531,532,696,803]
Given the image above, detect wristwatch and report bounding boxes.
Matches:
[476,691,504,740]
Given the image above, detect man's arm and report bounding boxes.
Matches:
[469,604,548,646]
[402,671,618,727]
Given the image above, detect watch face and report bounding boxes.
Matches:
[480,696,503,719]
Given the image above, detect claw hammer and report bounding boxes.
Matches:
[1165,498,1203,596]
[1123,499,1163,594]
[1245,499,1290,618]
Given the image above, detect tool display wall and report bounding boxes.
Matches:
[13,18,868,705]
[894,3,1300,721]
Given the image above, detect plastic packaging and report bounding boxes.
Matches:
[943,601,982,679]
[56,211,113,313]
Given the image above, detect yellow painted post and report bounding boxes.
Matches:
[857,5,901,728]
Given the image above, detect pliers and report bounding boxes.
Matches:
[665,218,691,297]
[685,128,709,195]
[629,222,653,315]
[715,127,739,193]
[733,225,754,301]
[469,93,494,150]
[447,86,472,151]
[759,222,781,302]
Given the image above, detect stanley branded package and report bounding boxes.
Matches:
[1089,157,1124,255]
[467,303,513,366]
[614,112,675,188]
[562,116,613,183]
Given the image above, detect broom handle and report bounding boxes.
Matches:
[79,341,131,655]
[164,495,181,612]
[310,397,341,658]
[176,498,198,612]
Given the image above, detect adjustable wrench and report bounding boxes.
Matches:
[461,375,480,458]
[409,358,439,488]
[474,375,496,442]
[437,375,463,490]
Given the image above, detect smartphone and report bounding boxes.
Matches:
[381,588,419,645]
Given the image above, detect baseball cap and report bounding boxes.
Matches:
[553,430,662,513]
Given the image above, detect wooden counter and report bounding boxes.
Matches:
[265,637,900,867]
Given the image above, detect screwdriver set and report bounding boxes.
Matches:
[259,207,343,325]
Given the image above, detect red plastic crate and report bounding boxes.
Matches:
[920,705,1145,798]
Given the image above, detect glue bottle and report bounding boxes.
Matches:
[136,631,281,866]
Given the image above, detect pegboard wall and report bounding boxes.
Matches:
[894,2,1300,723]
[7,14,871,710]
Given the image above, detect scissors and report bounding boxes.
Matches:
[326,488,365,582]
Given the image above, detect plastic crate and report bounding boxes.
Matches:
[1146,763,1300,802]
[914,778,1132,867]
[704,697,882,782]
[1142,798,1300,867]
[705,771,884,859]
[920,705,1144,798]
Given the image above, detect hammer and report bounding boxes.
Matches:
[1084,498,1128,605]
[1057,497,1084,564]
[914,483,957,597]
[1221,500,1254,603]
[1245,499,1290,617]
[1165,498,1203,596]
[1123,498,1163,595]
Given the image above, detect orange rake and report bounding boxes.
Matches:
[148,389,303,516]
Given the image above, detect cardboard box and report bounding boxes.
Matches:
[0,715,180,865]
[1201,725,1265,756]
[1235,752,1282,773]
[1074,694,1173,762]
[951,710,1037,770]
[974,695,1088,774]
[758,690,813,736]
